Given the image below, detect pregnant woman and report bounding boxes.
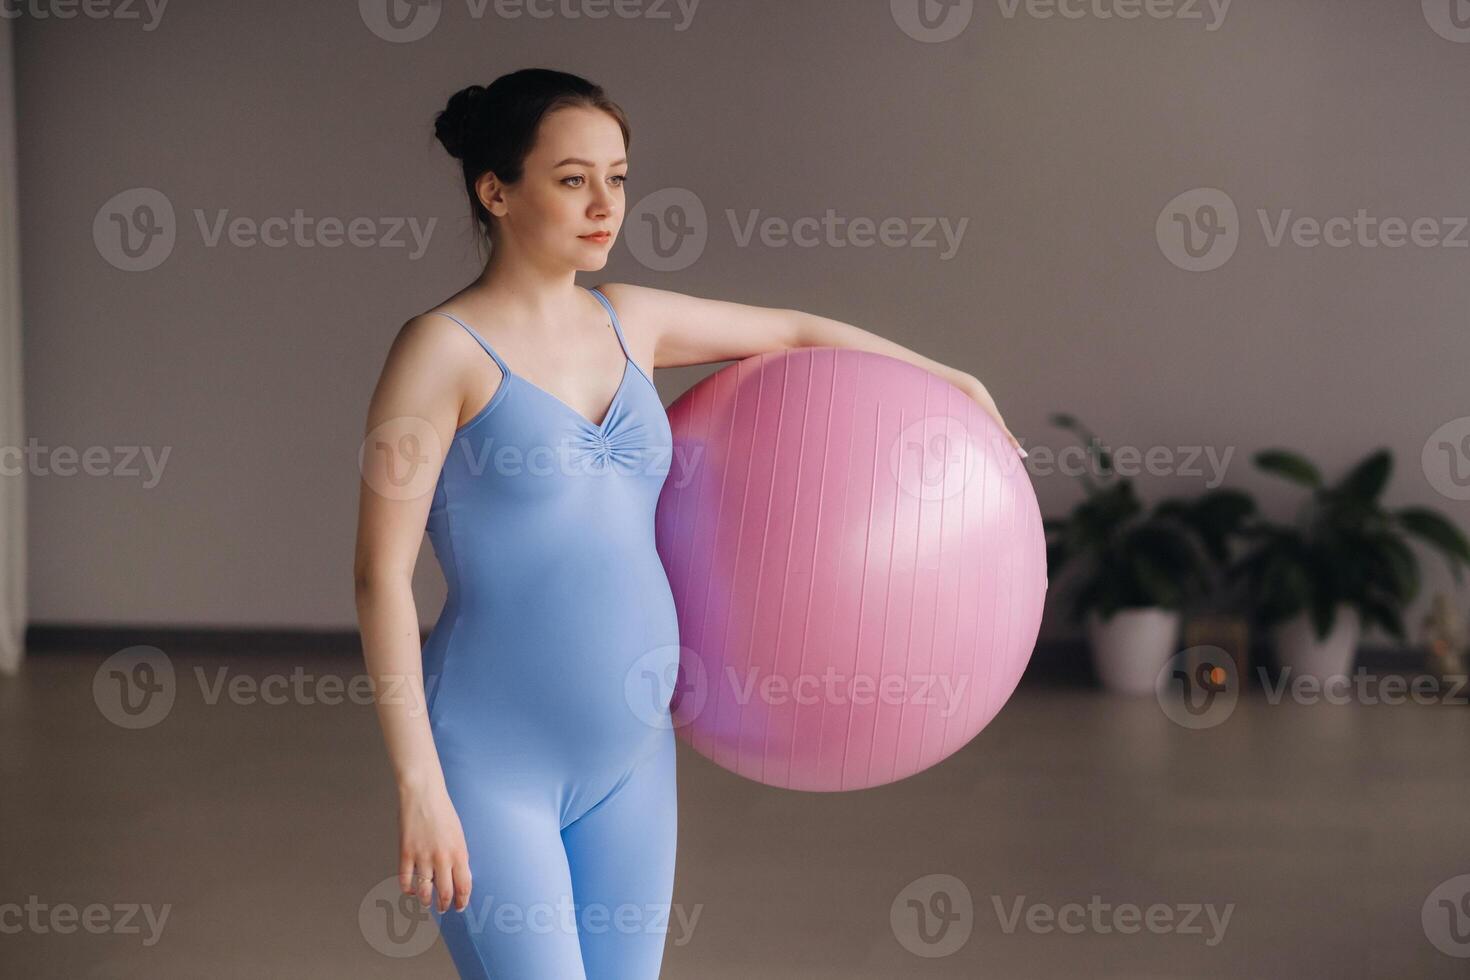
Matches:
[353,68,1021,978]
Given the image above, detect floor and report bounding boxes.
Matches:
[1,649,1467,978]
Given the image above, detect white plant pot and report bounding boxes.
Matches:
[1086,607,1182,696]
[1271,604,1362,683]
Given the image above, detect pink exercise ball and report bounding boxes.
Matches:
[653,347,1047,791]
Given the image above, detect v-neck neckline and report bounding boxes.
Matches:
[512,359,633,431]
[435,286,637,432]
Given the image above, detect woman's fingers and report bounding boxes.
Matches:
[452,854,473,912]
[415,856,434,908]
[399,852,459,911]
[968,380,1025,456]
[435,853,456,914]
[398,856,419,898]
[985,409,1023,454]
[397,791,471,913]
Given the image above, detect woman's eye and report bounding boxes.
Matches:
[562,174,626,188]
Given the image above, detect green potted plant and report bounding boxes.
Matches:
[1044,414,1254,694]
[1227,448,1470,682]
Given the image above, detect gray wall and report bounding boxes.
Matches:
[14,1,1469,640]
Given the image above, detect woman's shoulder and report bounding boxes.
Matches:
[590,281,698,334]
[382,303,504,382]
[590,281,658,312]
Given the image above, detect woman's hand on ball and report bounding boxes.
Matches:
[963,375,1025,457]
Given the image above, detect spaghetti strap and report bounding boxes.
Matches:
[589,286,653,388]
[587,287,632,359]
[431,310,511,378]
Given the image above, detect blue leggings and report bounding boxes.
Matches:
[430,731,678,978]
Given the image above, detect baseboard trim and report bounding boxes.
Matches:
[21,624,1433,687]
[24,624,368,656]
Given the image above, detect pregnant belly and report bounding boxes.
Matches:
[427,591,680,769]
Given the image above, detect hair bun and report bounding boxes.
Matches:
[434,84,488,160]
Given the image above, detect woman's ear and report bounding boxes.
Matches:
[475,171,505,218]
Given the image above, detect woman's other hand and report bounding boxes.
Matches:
[398,779,473,914]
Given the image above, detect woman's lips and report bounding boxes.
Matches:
[580,232,611,243]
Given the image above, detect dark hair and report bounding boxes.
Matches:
[434,68,631,250]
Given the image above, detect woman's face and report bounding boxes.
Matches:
[479,106,627,271]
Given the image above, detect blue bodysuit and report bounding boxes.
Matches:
[421,286,680,979]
